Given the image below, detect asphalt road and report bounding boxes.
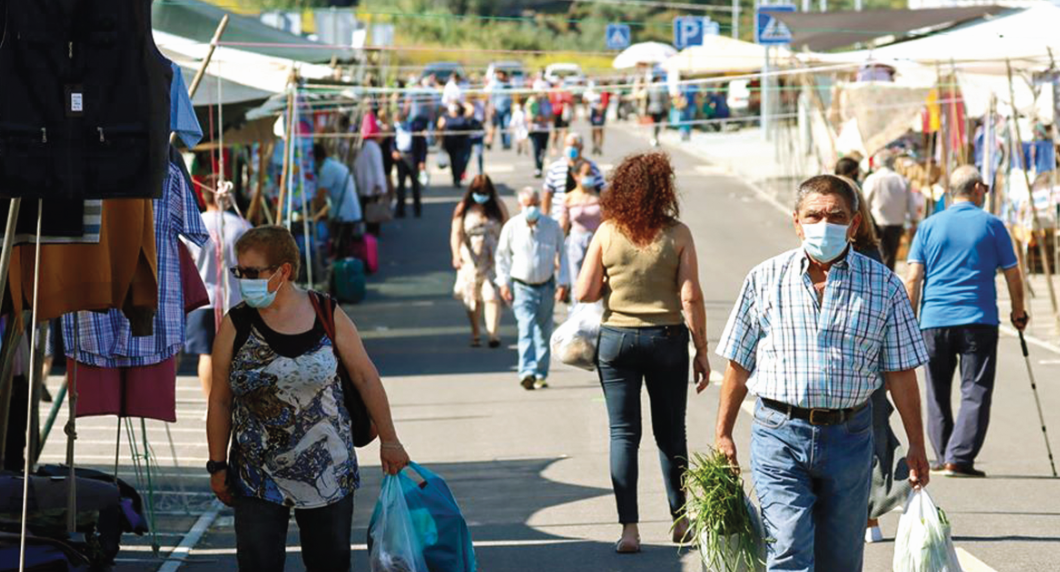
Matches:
[37,119,1060,571]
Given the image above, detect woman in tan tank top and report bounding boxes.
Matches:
[574,152,711,554]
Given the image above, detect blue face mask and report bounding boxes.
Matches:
[525,206,541,223]
[580,176,595,189]
[472,192,490,204]
[239,273,280,309]
[566,146,579,160]
[801,222,850,263]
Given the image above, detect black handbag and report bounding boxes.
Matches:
[309,291,377,447]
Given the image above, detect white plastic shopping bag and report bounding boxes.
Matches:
[550,302,604,371]
[368,475,430,572]
[893,489,962,572]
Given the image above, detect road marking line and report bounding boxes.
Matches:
[956,548,997,572]
[156,499,224,572]
[999,325,1060,356]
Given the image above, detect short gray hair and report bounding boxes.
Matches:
[795,175,859,214]
[950,165,983,198]
[518,187,540,203]
[875,149,897,169]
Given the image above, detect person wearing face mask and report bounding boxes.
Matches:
[451,175,510,348]
[207,226,409,572]
[495,188,570,390]
[715,175,931,571]
[904,165,1027,479]
[543,132,604,220]
[559,161,603,296]
[438,102,473,188]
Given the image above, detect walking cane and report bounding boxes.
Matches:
[1018,330,1058,478]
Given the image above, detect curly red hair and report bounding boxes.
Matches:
[600,152,679,245]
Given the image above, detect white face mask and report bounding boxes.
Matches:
[800,221,850,263]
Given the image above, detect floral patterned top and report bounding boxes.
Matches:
[228,303,359,508]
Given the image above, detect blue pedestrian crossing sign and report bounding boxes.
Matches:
[755,5,795,45]
[606,24,631,50]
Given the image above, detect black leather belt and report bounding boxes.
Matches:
[512,277,553,288]
[761,398,868,426]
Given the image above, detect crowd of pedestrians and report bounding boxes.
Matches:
[197,64,1038,572]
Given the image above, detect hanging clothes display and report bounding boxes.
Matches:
[170,62,203,149]
[5,199,157,328]
[66,358,178,422]
[0,200,101,246]
[0,0,172,200]
[63,156,210,369]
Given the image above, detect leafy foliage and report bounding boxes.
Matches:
[681,450,762,572]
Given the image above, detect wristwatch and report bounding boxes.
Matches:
[206,460,228,475]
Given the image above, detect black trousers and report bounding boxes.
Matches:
[923,325,999,466]
[530,132,550,171]
[234,492,354,572]
[877,224,904,271]
[395,155,421,217]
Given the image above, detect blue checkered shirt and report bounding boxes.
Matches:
[63,161,210,367]
[717,248,928,409]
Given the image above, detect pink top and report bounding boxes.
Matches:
[568,201,602,234]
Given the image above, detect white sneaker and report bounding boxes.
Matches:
[865,526,883,543]
[650,138,659,147]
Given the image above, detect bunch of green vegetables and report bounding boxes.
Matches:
[680,450,763,572]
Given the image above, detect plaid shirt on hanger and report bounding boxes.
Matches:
[718,248,928,410]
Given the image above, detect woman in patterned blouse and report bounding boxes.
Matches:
[206,225,409,572]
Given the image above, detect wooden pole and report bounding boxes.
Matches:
[170,15,230,145]
[247,139,272,225]
[1008,59,1060,332]
[275,73,297,224]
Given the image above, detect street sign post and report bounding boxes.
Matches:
[673,16,721,50]
[755,5,795,46]
[606,23,631,51]
[754,6,794,142]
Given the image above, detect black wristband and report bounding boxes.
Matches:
[206,460,228,475]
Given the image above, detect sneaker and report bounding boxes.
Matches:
[520,375,536,391]
[865,526,883,543]
[650,138,659,147]
[534,168,543,178]
[534,377,549,389]
[942,463,986,478]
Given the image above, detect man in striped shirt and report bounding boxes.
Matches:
[541,133,604,219]
[714,175,931,571]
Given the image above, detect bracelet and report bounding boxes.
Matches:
[381,442,404,451]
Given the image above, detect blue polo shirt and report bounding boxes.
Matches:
[907,201,1018,329]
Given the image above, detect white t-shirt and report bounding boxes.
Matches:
[442,80,464,107]
[186,210,252,310]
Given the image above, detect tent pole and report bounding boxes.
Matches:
[1008,59,1060,333]
[18,199,44,571]
[170,15,230,145]
[276,73,297,224]
[0,320,22,467]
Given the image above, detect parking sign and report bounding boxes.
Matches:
[755,5,795,45]
[606,23,631,50]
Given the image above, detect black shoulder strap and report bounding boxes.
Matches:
[229,303,255,355]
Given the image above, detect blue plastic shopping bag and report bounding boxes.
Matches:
[368,475,430,572]
[397,462,477,572]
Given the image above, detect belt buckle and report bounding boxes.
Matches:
[808,409,830,426]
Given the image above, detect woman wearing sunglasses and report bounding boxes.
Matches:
[206,225,409,572]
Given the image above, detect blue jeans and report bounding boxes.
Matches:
[234,493,354,572]
[597,325,689,524]
[493,109,512,148]
[750,399,873,571]
[512,279,555,379]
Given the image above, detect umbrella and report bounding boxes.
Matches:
[613,42,678,70]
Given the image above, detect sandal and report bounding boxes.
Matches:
[470,337,482,348]
[488,338,501,349]
[615,536,641,554]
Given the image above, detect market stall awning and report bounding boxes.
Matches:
[664,36,792,75]
[155,31,339,97]
[613,42,678,70]
[774,5,1011,52]
[152,0,340,64]
[173,61,273,108]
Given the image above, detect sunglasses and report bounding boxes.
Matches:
[230,265,278,279]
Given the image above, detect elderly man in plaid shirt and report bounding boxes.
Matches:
[712,175,931,571]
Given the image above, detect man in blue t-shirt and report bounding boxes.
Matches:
[904,165,1028,478]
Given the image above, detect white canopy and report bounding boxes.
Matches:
[612,42,678,70]
[664,35,793,75]
[154,30,337,96]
